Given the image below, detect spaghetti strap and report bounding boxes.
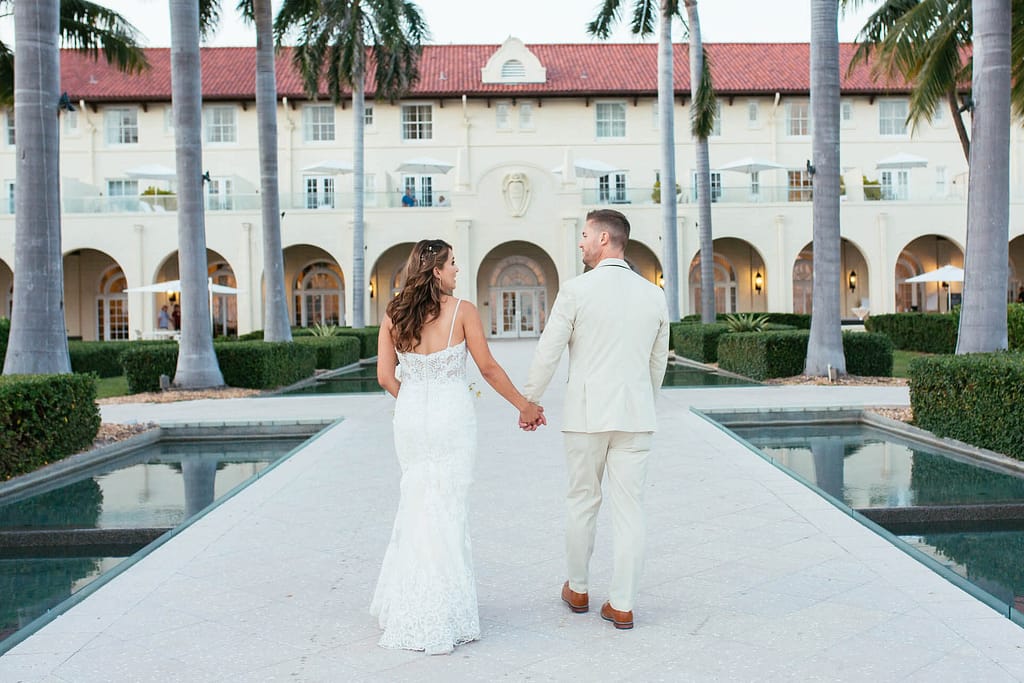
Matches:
[447,298,462,347]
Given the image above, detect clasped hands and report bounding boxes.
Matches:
[518,402,546,432]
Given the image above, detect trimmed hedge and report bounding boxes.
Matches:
[1008,303,1024,351]
[215,342,317,389]
[237,326,378,357]
[717,330,894,380]
[865,313,957,353]
[121,341,318,392]
[672,323,729,362]
[294,335,360,369]
[909,353,1024,460]
[0,374,101,480]
[0,317,9,364]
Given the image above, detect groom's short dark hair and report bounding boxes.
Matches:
[586,209,630,249]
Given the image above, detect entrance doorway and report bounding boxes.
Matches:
[495,288,544,338]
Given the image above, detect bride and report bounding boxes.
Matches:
[370,239,545,655]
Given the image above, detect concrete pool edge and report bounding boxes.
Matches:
[0,417,342,656]
[691,405,1024,628]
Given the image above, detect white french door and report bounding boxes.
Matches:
[495,288,544,338]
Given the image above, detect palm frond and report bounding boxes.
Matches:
[587,0,623,39]
[56,0,148,74]
[198,0,223,40]
[690,46,716,138]
[629,0,658,37]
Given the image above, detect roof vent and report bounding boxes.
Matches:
[501,60,526,80]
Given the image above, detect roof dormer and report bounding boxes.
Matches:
[481,37,546,84]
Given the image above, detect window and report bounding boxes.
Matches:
[4,180,14,214]
[304,175,335,209]
[364,105,374,127]
[402,104,432,140]
[841,100,854,126]
[404,175,433,206]
[107,179,139,211]
[710,102,722,137]
[598,173,628,204]
[63,109,79,135]
[204,105,237,143]
[496,102,511,130]
[303,105,335,142]
[750,171,760,200]
[4,109,12,146]
[596,102,626,138]
[691,171,723,202]
[363,173,377,206]
[96,266,129,341]
[519,102,534,129]
[880,169,909,200]
[879,99,908,136]
[294,261,344,327]
[935,166,948,197]
[787,170,812,201]
[747,100,759,128]
[105,107,138,145]
[205,177,234,210]
[786,102,810,136]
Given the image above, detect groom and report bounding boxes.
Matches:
[522,209,669,630]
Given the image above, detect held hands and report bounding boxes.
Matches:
[518,402,546,431]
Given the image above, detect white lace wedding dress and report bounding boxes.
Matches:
[370,300,480,654]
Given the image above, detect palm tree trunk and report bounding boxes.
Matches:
[947,89,970,161]
[805,0,846,376]
[957,0,1010,353]
[658,1,679,321]
[685,2,714,324]
[3,0,70,375]
[169,0,223,387]
[351,59,366,329]
[254,0,291,342]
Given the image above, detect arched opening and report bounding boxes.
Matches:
[688,253,737,315]
[281,245,345,328]
[688,238,766,314]
[1010,235,1024,303]
[0,258,11,318]
[63,249,129,341]
[369,242,416,325]
[96,265,129,341]
[478,241,558,338]
[792,239,869,317]
[153,249,237,336]
[624,240,663,287]
[894,235,964,313]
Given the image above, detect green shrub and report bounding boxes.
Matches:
[294,335,360,369]
[214,341,316,389]
[865,313,957,353]
[843,331,894,376]
[0,317,9,364]
[335,326,379,358]
[237,330,264,341]
[718,331,808,380]
[0,374,101,479]
[672,323,729,363]
[724,313,770,332]
[1008,304,1024,351]
[121,345,179,393]
[68,341,131,378]
[909,353,1024,460]
[681,312,811,329]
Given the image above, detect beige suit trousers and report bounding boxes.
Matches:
[564,430,652,612]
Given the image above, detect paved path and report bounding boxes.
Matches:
[3,340,1024,681]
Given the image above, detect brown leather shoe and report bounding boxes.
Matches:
[600,601,634,629]
[561,581,588,613]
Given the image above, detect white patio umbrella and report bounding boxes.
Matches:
[876,152,928,169]
[395,157,454,174]
[123,163,178,181]
[904,264,964,283]
[715,157,786,174]
[550,158,627,178]
[301,160,354,174]
[125,278,242,295]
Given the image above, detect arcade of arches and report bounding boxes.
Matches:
[3,235,1024,341]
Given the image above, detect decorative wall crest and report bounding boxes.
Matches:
[502,173,531,217]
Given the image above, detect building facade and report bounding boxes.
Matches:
[2,39,1023,341]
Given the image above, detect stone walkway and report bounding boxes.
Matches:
[2,340,1024,681]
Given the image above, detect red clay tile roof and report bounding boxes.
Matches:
[59,43,908,103]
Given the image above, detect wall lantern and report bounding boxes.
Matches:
[368,281,375,299]
[848,270,857,292]
[754,271,763,295]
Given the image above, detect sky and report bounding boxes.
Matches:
[13,1,880,47]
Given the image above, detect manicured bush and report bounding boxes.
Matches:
[0,317,9,363]
[215,341,316,389]
[68,341,133,378]
[865,312,957,353]
[121,345,179,393]
[294,335,360,369]
[843,331,894,376]
[909,353,1024,460]
[680,312,811,329]
[1008,303,1024,351]
[672,323,729,363]
[717,330,808,380]
[0,374,101,480]
[335,326,380,358]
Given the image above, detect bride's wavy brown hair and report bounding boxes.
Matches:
[387,239,453,352]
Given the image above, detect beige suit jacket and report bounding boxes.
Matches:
[524,258,670,433]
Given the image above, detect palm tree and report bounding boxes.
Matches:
[240,0,292,343]
[3,0,146,375]
[804,0,846,377]
[589,1,715,321]
[276,0,428,330]
[169,0,224,387]
[957,0,1010,352]
[683,1,717,323]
